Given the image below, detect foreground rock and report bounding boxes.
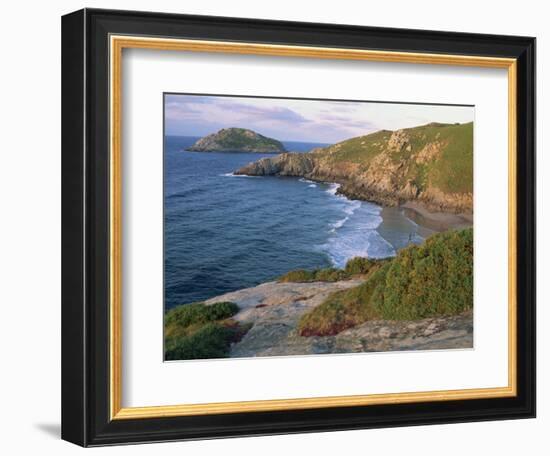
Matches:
[187,128,286,153]
[235,122,474,214]
[205,279,473,357]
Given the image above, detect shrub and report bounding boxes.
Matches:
[277,269,316,283]
[278,258,386,283]
[298,228,473,336]
[165,301,239,332]
[314,268,347,282]
[164,301,243,359]
[344,257,378,275]
[374,228,473,320]
[298,264,389,336]
[165,323,235,360]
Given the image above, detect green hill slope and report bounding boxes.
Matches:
[235,122,473,213]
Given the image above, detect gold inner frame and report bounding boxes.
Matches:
[109,35,518,420]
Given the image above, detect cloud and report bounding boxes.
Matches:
[164,94,473,143]
[165,95,321,140]
[166,96,309,126]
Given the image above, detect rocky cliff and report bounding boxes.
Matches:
[187,128,286,153]
[235,122,473,213]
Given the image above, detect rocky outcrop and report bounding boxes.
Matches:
[387,129,412,152]
[187,128,286,153]
[235,122,473,214]
[204,279,473,357]
[236,152,315,176]
[416,141,443,164]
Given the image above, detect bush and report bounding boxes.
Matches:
[344,257,378,275]
[298,264,389,336]
[278,258,386,283]
[277,269,316,283]
[165,324,235,360]
[298,228,473,336]
[164,301,244,360]
[165,301,239,332]
[374,228,473,320]
[314,268,347,282]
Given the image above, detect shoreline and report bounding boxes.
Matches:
[400,201,473,232]
[318,179,472,255]
[328,179,472,234]
[276,175,473,235]
[376,206,434,250]
[375,202,472,256]
[304,178,473,261]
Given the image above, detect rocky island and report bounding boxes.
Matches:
[235,122,473,216]
[187,127,287,153]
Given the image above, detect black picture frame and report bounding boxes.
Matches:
[62,8,536,447]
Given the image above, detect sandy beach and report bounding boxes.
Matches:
[401,201,473,232]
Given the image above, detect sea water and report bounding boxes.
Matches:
[164,136,423,309]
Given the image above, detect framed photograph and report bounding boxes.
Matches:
[61,8,535,446]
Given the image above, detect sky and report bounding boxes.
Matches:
[164,94,474,144]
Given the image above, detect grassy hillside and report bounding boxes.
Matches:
[298,228,473,336]
[236,122,474,212]
[321,122,473,195]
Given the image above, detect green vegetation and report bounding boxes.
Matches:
[277,257,387,283]
[164,301,249,360]
[165,301,239,338]
[429,122,473,193]
[343,257,383,276]
[277,268,345,283]
[235,121,474,212]
[298,265,389,337]
[211,128,284,150]
[298,228,473,336]
[188,127,286,152]
[166,324,238,361]
[324,129,391,164]
[320,122,473,195]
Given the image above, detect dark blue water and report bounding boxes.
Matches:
[164,136,416,310]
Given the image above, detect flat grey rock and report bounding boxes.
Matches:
[205,279,473,358]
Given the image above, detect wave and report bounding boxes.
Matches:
[325,183,341,196]
[308,184,317,188]
[319,182,393,266]
[322,228,395,268]
[329,216,349,233]
[328,202,362,234]
[219,172,260,178]
[299,177,315,184]
[342,200,361,215]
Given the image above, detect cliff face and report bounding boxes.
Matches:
[236,152,316,175]
[235,122,473,213]
[187,128,286,153]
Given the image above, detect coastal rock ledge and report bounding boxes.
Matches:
[205,279,473,357]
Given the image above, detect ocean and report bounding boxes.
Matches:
[164,136,426,310]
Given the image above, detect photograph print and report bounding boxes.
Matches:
[163,94,474,361]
